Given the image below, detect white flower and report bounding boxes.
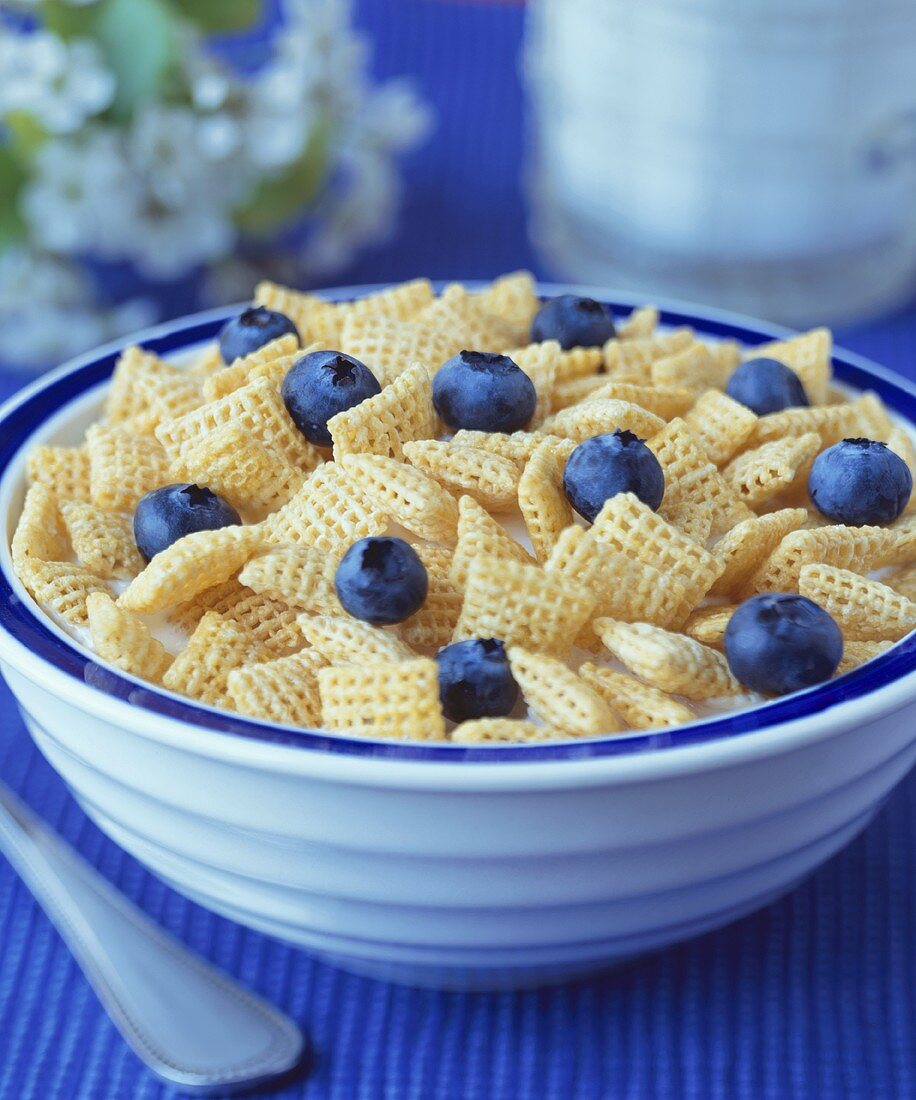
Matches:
[350,80,433,155]
[126,198,236,281]
[21,129,140,256]
[127,104,250,210]
[0,246,155,370]
[0,31,114,134]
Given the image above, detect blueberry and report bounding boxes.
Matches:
[133,484,241,561]
[563,430,665,523]
[219,307,299,364]
[725,357,810,416]
[436,638,518,723]
[433,350,537,433]
[281,350,381,446]
[334,537,428,624]
[808,437,913,525]
[530,294,616,350]
[724,593,843,696]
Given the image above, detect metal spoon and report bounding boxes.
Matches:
[0,780,305,1095]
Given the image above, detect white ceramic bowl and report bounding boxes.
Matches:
[1,285,915,990]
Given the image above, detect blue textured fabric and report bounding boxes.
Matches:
[2,2,916,1097]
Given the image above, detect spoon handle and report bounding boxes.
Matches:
[0,782,303,1095]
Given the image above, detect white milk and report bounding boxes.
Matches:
[525,0,916,324]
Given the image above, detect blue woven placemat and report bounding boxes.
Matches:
[2,2,916,1097]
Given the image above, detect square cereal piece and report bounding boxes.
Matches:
[798,564,916,642]
[417,283,518,351]
[341,454,458,545]
[451,495,534,588]
[593,618,742,700]
[472,271,539,340]
[504,340,560,427]
[263,462,388,555]
[518,437,576,562]
[854,391,895,440]
[163,611,266,706]
[578,664,696,730]
[710,508,809,597]
[451,718,561,744]
[648,418,753,535]
[11,483,69,568]
[749,524,912,594]
[87,425,172,513]
[722,432,821,508]
[684,604,736,649]
[618,305,659,341]
[836,640,894,676]
[589,493,724,620]
[328,361,437,462]
[119,525,264,613]
[60,501,145,580]
[400,544,463,651]
[300,614,417,665]
[650,342,730,392]
[342,278,435,324]
[227,648,328,726]
[563,380,694,421]
[885,428,916,513]
[539,399,665,443]
[202,334,300,401]
[745,328,831,404]
[105,345,189,429]
[156,376,322,473]
[186,345,223,379]
[403,440,519,512]
[883,562,916,603]
[659,500,717,545]
[683,391,758,465]
[507,647,619,736]
[449,429,554,467]
[167,576,248,633]
[546,524,690,633]
[27,445,92,503]
[747,402,862,448]
[239,546,341,614]
[219,590,304,657]
[20,560,110,627]
[169,423,309,514]
[707,339,742,374]
[130,360,203,429]
[87,592,172,684]
[338,312,460,388]
[452,554,596,658]
[253,282,342,344]
[602,329,693,381]
[318,657,446,741]
[551,374,618,409]
[554,346,604,384]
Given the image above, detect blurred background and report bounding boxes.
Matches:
[2,0,916,373]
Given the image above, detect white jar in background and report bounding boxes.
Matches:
[524,0,916,325]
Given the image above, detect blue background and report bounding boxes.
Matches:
[2,1,916,1096]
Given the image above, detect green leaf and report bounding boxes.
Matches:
[40,0,100,40]
[0,146,27,247]
[50,0,179,120]
[234,124,329,237]
[2,113,48,165]
[166,0,262,33]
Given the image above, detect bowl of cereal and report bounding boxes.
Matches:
[1,276,915,989]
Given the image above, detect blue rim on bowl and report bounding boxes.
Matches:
[1,287,915,762]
